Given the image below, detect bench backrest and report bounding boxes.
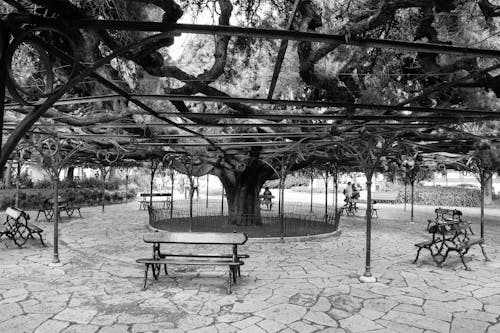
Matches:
[143,231,248,245]
[435,208,462,220]
[140,193,172,197]
[6,207,29,221]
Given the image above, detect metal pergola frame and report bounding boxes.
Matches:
[1,7,500,278]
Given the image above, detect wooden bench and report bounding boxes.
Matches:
[139,193,172,210]
[1,207,46,247]
[35,197,82,221]
[427,208,473,234]
[136,231,249,293]
[414,219,487,270]
[371,191,400,203]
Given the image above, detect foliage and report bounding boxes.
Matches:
[0,187,137,211]
[264,175,309,189]
[399,186,481,207]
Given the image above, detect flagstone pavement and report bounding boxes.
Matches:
[1,201,500,333]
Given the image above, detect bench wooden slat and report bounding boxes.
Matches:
[143,232,248,245]
[6,207,21,219]
[136,258,242,266]
[415,240,434,248]
[160,253,249,259]
[449,238,484,251]
[140,193,172,197]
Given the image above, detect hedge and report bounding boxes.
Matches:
[399,185,481,207]
[0,188,137,211]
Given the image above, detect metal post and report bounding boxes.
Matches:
[334,167,338,214]
[324,173,328,222]
[170,172,174,219]
[53,173,60,264]
[404,175,407,212]
[206,175,209,209]
[189,175,194,232]
[363,176,373,280]
[410,180,414,222]
[279,177,285,241]
[310,174,313,212]
[124,172,128,204]
[15,161,20,207]
[221,188,224,216]
[481,172,485,239]
[101,168,105,213]
[149,163,154,207]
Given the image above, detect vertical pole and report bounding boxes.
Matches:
[15,160,20,207]
[206,175,209,209]
[189,175,194,232]
[480,172,485,239]
[334,167,338,214]
[363,174,373,279]
[404,175,407,212]
[279,177,285,241]
[149,162,154,207]
[101,168,105,213]
[324,173,328,222]
[53,172,60,263]
[124,171,128,204]
[310,174,313,212]
[221,188,224,216]
[410,180,414,222]
[170,172,174,219]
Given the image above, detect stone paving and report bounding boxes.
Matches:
[1,201,500,333]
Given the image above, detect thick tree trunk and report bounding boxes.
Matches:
[216,162,272,226]
[225,177,263,225]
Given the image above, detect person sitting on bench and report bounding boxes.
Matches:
[343,182,353,203]
[261,187,273,210]
[351,183,360,200]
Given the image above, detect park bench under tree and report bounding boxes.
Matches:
[341,191,399,217]
[136,231,249,293]
[414,211,487,270]
[36,196,82,221]
[1,207,45,247]
[139,193,172,210]
[427,207,473,234]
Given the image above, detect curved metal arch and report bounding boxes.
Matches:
[0,31,179,171]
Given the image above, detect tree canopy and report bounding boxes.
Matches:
[3,0,500,185]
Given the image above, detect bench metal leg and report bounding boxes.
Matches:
[413,247,423,264]
[458,252,471,271]
[37,232,46,247]
[227,268,233,294]
[142,264,150,290]
[479,243,489,261]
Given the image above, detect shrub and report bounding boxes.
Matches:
[264,175,309,189]
[399,185,481,207]
[33,179,52,189]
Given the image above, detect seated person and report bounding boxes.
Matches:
[351,184,360,200]
[261,187,273,210]
[343,182,353,203]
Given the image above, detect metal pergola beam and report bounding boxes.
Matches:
[8,94,500,116]
[267,0,301,99]
[10,15,500,58]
